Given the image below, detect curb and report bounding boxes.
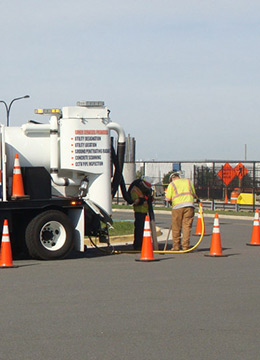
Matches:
[85,227,162,247]
[112,208,253,221]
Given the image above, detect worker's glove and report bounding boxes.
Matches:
[196,198,200,204]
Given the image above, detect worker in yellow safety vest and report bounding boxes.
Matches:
[129,176,153,250]
[165,172,199,251]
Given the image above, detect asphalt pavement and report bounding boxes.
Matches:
[0,210,259,360]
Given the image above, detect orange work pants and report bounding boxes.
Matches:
[171,207,194,250]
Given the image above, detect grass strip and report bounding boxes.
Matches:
[112,204,255,217]
[109,221,135,236]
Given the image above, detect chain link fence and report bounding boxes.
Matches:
[131,160,260,211]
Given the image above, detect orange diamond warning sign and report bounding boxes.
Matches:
[234,163,248,179]
[217,163,236,186]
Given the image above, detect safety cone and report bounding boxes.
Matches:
[224,193,228,203]
[0,219,17,268]
[205,213,227,257]
[136,215,159,262]
[11,153,28,200]
[194,208,203,235]
[247,208,260,246]
[194,204,208,236]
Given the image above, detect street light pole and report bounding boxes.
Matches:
[0,95,30,127]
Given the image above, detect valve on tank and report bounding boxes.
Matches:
[78,176,89,199]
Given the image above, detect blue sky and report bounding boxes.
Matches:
[0,0,259,161]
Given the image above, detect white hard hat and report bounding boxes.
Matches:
[141,176,153,188]
[169,172,180,181]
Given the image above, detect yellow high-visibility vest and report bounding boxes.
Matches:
[130,185,148,213]
[166,178,195,208]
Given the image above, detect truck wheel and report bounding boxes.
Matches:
[25,210,75,260]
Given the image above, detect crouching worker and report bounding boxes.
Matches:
[166,172,198,251]
[129,177,153,250]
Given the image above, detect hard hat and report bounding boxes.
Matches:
[169,172,180,181]
[141,176,152,188]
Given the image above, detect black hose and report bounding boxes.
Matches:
[111,142,126,198]
[88,236,115,254]
[119,176,134,204]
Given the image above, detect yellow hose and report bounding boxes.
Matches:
[113,202,205,255]
[154,202,204,254]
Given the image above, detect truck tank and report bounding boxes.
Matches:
[1,101,125,215]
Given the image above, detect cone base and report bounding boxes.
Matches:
[194,233,210,236]
[135,258,160,262]
[247,243,260,246]
[11,195,30,200]
[0,265,18,269]
[204,254,228,257]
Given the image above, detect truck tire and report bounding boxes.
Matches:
[25,210,75,260]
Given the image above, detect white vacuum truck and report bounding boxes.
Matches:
[0,101,126,260]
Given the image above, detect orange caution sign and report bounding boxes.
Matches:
[217,163,236,186]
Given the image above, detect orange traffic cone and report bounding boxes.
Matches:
[0,219,16,268]
[224,193,228,203]
[11,153,28,199]
[205,213,227,257]
[247,208,260,246]
[194,204,208,236]
[136,215,159,262]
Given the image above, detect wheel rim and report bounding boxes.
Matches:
[40,221,66,251]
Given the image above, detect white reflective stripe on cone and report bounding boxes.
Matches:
[214,219,219,227]
[2,226,10,242]
[143,230,151,237]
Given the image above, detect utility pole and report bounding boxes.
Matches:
[0,95,30,126]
